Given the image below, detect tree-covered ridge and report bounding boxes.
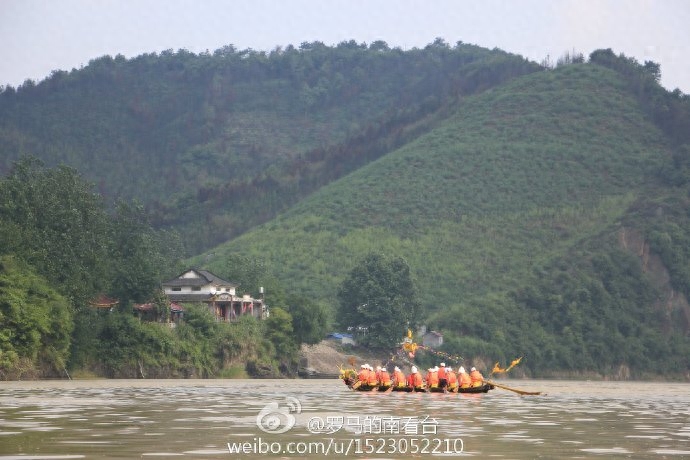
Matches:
[2,42,690,379]
[0,256,72,380]
[197,56,690,377]
[0,40,539,253]
[202,63,672,299]
[0,159,326,379]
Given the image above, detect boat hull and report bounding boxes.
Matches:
[457,383,494,393]
[342,377,493,393]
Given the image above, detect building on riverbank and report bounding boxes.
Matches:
[161,268,267,321]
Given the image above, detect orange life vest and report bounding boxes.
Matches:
[438,366,447,380]
[426,371,439,388]
[447,371,457,388]
[459,372,472,388]
[393,370,406,387]
[379,370,391,386]
[367,369,378,386]
[469,369,484,387]
[407,372,423,388]
[358,369,368,383]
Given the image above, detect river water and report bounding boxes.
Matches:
[0,379,689,459]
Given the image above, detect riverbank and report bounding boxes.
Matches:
[298,340,385,377]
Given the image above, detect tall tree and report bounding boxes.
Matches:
[336,252,420,349]
[0,255,73,379]
[109,200,182,305]
[284,294,329,345]
[0,157,111,305]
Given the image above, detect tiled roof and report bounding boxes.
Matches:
[89,294,119,308]
[197,269,238,287]
[161,268,238,288]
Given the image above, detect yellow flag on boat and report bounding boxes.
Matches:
[491,357,523,375]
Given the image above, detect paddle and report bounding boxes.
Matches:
[383,385,394,394]
[350,380,362,390]
[483,379,542,396]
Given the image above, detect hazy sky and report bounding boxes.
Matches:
[1,0,689,93]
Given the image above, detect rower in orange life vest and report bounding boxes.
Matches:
[392,366,406,389]
[469,366,484,387]
[445,366,458,392]
[437,362,448,389]
[407,366,424,391]
[425,366,439,389]
[357,364,369,386]
[458,366,472,388]
[366,364,378,387]
[377,365,391,388]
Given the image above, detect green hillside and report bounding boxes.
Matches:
[0,40,538,253]
[197,62,690,377]
[2,43,689,379]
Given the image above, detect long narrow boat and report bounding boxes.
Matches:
[418,383,494,394]
[458,383,494,393]
[342,376,493,394]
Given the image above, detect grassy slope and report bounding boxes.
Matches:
[2,44,540,253]
[197,63,672,320]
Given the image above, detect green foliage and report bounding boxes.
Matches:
[0,158,111,304]
[506,245,687,376]
[0,41,540,255]
[284,294,330,345]
[336,253,421,349]
[0,255,73,379]
[91,304,298,378]
[96,312,180,378]
[201,62,690,376]
[589,48,690,146]
[640,195,690,302]
[109,200,183,305]
[219,253,268,298]
[0,158,190,376]
[264,307,298,369]
[2,44,690,378]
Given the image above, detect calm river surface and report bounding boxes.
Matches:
[1,379,689,459]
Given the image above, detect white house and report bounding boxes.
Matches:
[161,268,267,321]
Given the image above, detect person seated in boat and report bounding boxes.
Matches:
[469,366,484,387]
[458,366,472,389]
[377,365,391,387]
[438,362,448,389]
[392,366,406,388]
[407,366,424,390]
[425,366,439,389]
[366,364,378,387]
[446,366,458,391]
[357,364,369,386]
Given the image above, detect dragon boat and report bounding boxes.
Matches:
[333,331,536,396]
[340,373,494,394]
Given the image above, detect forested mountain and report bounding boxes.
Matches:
[193,51,690,378]
[0,39,538,254]
[2,41,690,379]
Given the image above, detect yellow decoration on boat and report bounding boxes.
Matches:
[338,363,356,381]
[490,357,523,375]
